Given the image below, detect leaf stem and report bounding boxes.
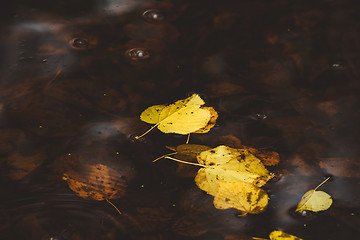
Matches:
[135,123,159,139]
[106,198,122,215]
[186,133,190,144]
[153,152,177,162]
[314,177,331,191]
[164,156,206,167]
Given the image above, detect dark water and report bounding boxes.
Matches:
[1,0,360,239]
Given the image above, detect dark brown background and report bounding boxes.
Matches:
[0,0,359,239]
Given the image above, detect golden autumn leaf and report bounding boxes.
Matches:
[137,94,217,138]
[63,163,127,201]
[213,181,269,215]
[195,145,273,196]
[296,177,332,213]
[252,230,303,240]
[156,145,272,215]
[269,230,303,240]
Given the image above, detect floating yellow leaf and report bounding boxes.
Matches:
[296,177,332,213]
[214,181,269,215]
[195,145,273,195]
[269,230,303,240]
[137,94,215,138]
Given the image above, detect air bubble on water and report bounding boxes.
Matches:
[330,62,344,70]
[288,206,317,219]
[70,38,89,49]
[142,9,165,22]
[125,48,151,61]
[250,113,268,120]
[127,134,147,143]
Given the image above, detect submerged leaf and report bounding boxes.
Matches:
[213,181,269,215]
[138,94,216,136]
[63,163,127,201]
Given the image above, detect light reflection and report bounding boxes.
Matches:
[102,0,141,15]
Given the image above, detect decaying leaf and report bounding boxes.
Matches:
[6,152,45,180]
[137,94,217,137]
[193,107,218,133]
[242,146,280,166]
[176,144,212,159]
[195,145,273,195]
[63,163,127,201]
[269,230,303,240]
[252,230,303,240]
[296,177,332,213]
[158,145,273,215]
[214,181,269,215]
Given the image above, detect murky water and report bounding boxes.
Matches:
[1,0,360,239]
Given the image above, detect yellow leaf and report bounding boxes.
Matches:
[269,230,303,240]
[195,145,273,195]
[138,94,213,136]
[213,181,269,215]
[296,177,333,212]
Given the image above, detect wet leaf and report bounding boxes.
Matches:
[242,146,280,166]
[6,152,45,180]
[253,230,303,240]
[159,145,272,214]
[192,106,218,133]
[296,177,332,212]
[195,145,273,196]
[137,94,216,137]
[214,181,269,215]
[63,163,127,201]
[269,230,303,240]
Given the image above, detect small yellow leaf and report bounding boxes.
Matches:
[296,177,333,212]
[269,230,303,240]
[213,181,269,215]
[139,94,212,135]
[296,189,332,212]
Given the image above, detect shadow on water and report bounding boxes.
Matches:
[1,0,360,239]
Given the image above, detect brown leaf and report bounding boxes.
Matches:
[63,163,127,201]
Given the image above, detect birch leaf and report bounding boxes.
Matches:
[138,94,214,137]
[296,177,333,212]
[195,145,273,195]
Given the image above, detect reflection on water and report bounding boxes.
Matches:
[1,0,360,239]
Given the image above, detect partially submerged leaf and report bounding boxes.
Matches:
[138,94,216,137]
[269,230,303,240]
[242,146,280,166]
[176,144,212,159]
[213,181,269,215]
[296,177,332,212]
